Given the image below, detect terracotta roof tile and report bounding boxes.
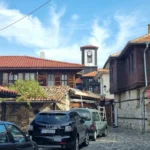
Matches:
[0,56,84,69]
[28,86,100,101]
[0,86,18,95]
[75,78,82,84]
[83,71,98,77]
[80,45,98,49]
[98,68,109,73]
[130,34,150,43]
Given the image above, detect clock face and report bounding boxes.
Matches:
[87,50,92,56]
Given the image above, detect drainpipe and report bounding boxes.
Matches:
[144,43,149,87]
[142,42,149,133]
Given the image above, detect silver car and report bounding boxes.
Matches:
[71,108,108,141]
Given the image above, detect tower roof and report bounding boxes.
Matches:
[80,45,98,49]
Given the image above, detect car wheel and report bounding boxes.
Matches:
[92,131,97,141]
[102,127,108,137]
[83,132,89,146]
[72,137,79,150]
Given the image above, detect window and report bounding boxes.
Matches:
[89,86,93,92]
[61,74,68,85]
[128,57,130,74]
[131,53,134,73]
[18,73,23,80]
[35,113,69,124]
[87,51,93,63]
[69,112,76,122]
[6,125,26,143]
[111,67,113,81]
[89,79,93,82]
[92,112,100,121]
[72,109,91,121]
[0,125,9,143]
[48,74,54,86]
[118,94,121,108]
[87,56,92,63]
[25,73,30,80]
[128,53,134,74]
[25,73,35,80]
[137,89,140,108]
[2,73,8,86]
[8,74,18,85]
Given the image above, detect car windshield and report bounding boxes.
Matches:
[35,113,69,124]
[73,109,91,121]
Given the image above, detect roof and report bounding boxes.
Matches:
[80,45,98,49]
[82,71,98,77]
[0,86,18,98]
[130,34,150,43]
[28,86,70,102]
[0,56,84,69]
[94,69,109,80]
[103,51,122,69]
[75,78,83,84]
[98,68,109,73]
[28,86,100,102]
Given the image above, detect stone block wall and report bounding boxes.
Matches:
[0,101,54,132]
[114,87,150,132]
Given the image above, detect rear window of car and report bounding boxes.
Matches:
[35,113,69,124]
[72,109,91,121]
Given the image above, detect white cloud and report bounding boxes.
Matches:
[0,3,146,67]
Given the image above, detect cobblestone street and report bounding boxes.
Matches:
[80,127,150,150]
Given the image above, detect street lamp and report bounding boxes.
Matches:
[103,85,109,93]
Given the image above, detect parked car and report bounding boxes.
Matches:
[28,110,89,150]
[71,108,108,141]
[0,121,38,150]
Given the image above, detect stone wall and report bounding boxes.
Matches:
[0,101,54,132]
[114,87,150,132]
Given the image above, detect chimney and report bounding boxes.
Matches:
[148,24,150,34]
[40,52,45,59]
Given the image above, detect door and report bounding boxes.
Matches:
[6,124,33,150]
[75,113,85,143]
[0,124,16,150]
[92,112,103,135]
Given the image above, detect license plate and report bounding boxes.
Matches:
[41,129,55,134]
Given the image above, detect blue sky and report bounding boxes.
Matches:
[0,0,150,67]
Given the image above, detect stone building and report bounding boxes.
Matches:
[106,25,150,132]
[0,86,100,131]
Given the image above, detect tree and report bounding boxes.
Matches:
[9,80,48,103]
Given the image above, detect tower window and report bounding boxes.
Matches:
[87,51,93,63]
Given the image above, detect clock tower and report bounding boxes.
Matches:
[80,45,98,74]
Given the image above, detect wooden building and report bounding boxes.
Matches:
[0,56,83,87]
[105,25,150,131]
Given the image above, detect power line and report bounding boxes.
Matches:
[0,0,51,31]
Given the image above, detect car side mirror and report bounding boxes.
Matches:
[80,119,85,124]
[26,135,31,142]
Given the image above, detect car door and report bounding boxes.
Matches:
[75,113,85,142]
[92,112,102,135]
[0,124,16,150]
[6,124,34,150]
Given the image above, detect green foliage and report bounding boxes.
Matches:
[9,80,48,103]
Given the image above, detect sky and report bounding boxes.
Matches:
[0,0,150,67]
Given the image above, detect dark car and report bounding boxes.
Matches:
[28,110,89,150]
[0,121,38,150]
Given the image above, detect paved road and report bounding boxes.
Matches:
[81,127,150,150]
[43,127,150,150]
